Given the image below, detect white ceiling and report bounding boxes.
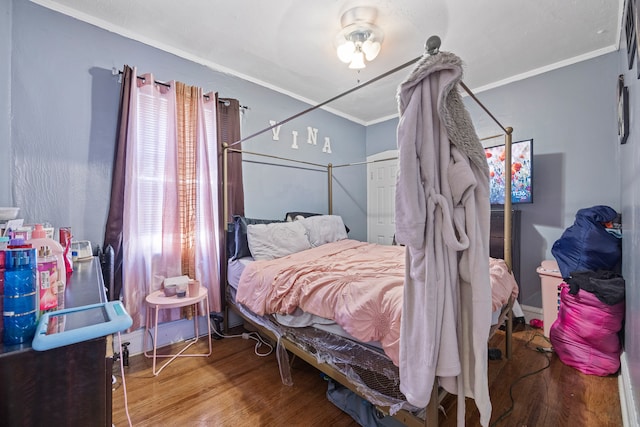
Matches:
[32,0,623,125]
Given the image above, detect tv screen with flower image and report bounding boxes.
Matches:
[484,139,533,205]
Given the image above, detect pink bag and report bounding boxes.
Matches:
[549,283,624,376]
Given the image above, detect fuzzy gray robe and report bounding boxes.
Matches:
[395,51,492,427]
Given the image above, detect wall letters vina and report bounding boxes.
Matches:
[269,120,332,154]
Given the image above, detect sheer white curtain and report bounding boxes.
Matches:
[122,69,220,330]
[196,92,220,316]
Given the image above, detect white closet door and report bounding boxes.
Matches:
[367,150,398,244]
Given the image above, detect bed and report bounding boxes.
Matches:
[223,213,518,426]
[220,36,519,426]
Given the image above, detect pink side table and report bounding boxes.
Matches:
[143,285,212,375]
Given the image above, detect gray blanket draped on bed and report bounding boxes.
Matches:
[395,51,492,427]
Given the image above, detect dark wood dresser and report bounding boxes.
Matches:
[0,257,112,427]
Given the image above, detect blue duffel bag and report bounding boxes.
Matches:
[551,205,621,279]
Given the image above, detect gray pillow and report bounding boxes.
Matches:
[298,215,348,247]
[231,215,284,260]
[247,221,311,260]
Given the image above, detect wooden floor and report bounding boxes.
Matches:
[112,325,622,427]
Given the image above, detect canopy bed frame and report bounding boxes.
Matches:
[220,36,516,427]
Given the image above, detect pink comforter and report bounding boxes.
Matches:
[237,239,404,364]
[489,257,520,311]
[236,239,518,367]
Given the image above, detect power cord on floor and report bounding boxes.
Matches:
[116,331,133,427]
[490,331,552,427]
[209,317,274,357]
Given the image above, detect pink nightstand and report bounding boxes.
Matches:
[143,285,212,375]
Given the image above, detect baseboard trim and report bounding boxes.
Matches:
[113,310,243,357]
[620,351,639,427]
[113,317,209,357]
[520,304,542,323]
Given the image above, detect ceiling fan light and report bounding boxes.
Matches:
[335,7,384,69]
[348,51,366,69]
[362,40,381,61]
[337,40,356,63]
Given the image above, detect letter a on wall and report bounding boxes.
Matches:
[322,137,332,154]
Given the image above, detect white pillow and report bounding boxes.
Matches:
[298,215,347,247]
[247,221,311,260]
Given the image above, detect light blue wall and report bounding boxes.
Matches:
[467,53,620,308]
[0,0,11,205]
[5,0,367,246]
[619,19,640,424]
[4,1,628,328]
[365,52,621,308]
[239,97,366,235]
[365,120,397,157]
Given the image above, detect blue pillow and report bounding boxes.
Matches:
[226,222,236,259]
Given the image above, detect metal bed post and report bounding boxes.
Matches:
[502,129,513,271]
[460,74,516,360]
[425,382,439,426]
[503,128,514,359]
[327,163,333,214]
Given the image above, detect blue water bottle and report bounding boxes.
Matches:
[3,246,38,345]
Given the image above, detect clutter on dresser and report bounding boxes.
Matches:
[0,217,98,346]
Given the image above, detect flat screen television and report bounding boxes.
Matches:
[484,139,533,205]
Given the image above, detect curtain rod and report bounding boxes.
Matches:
[218,97,249,109]
[112,67,248,109]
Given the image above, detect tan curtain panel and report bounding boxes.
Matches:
[176,82,199,280]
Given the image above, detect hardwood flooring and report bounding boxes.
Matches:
[112,325,622,427]
[440,326,622,427]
